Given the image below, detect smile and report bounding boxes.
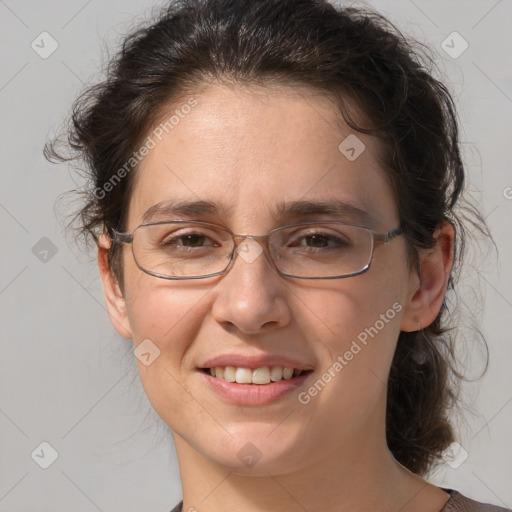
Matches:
[199,366,314,405]
[202,366,310,385]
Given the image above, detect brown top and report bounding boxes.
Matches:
[169,488,512,512]
[439,489,511,512]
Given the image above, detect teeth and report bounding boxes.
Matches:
[208,366,304,384]
[282,368,294,380]
[252,367,271,384]
[270,366,283,381]
[235,367,253,384]
[223,366,236,382]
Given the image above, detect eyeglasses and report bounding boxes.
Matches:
[108,220,404,280]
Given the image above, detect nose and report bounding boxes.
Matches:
[211,237,292,334]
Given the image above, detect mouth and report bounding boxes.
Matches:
[199,366,314,385]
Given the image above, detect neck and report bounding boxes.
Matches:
[172,418,447,512]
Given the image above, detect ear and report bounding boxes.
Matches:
[97,231,132,339]
[400,221,455,332]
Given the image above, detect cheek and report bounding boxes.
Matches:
[280,277,404,448]
[307,269,405,392]
[124,277,209,350]
[122,248,197,341]
[313,266,403,336]
[121,264,207,408]
[122,277,213,425]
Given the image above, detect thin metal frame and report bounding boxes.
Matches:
[108,219,404,280]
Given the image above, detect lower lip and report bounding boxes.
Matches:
[199,370,313,405]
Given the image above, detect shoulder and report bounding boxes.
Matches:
[169,501,183,512]
[169,492,512,512]
[442,489,511,512]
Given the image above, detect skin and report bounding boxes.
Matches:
[98,84,455,512]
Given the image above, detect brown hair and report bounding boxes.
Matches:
[45,0,494,476]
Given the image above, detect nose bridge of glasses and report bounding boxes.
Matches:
[232,232,270,245]
[229,232,280,271]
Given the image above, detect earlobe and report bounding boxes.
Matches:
[400,221,455,332]
[97,232,132,339]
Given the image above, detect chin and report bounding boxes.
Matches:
[200,427,309,475]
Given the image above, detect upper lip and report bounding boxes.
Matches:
[199,354,314,371]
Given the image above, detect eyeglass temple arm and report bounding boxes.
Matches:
[373,225,404,246]
[107,226,133,244]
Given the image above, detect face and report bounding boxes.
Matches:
[99,84,445,475]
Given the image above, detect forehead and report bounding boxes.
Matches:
[126,84,397,232]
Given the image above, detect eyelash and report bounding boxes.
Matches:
[160,231,351,251]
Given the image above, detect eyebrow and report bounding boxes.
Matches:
[141,198,376,228]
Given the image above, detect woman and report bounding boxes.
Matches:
[46,0,510,510]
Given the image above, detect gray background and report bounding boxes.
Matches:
[0,0,511,510]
